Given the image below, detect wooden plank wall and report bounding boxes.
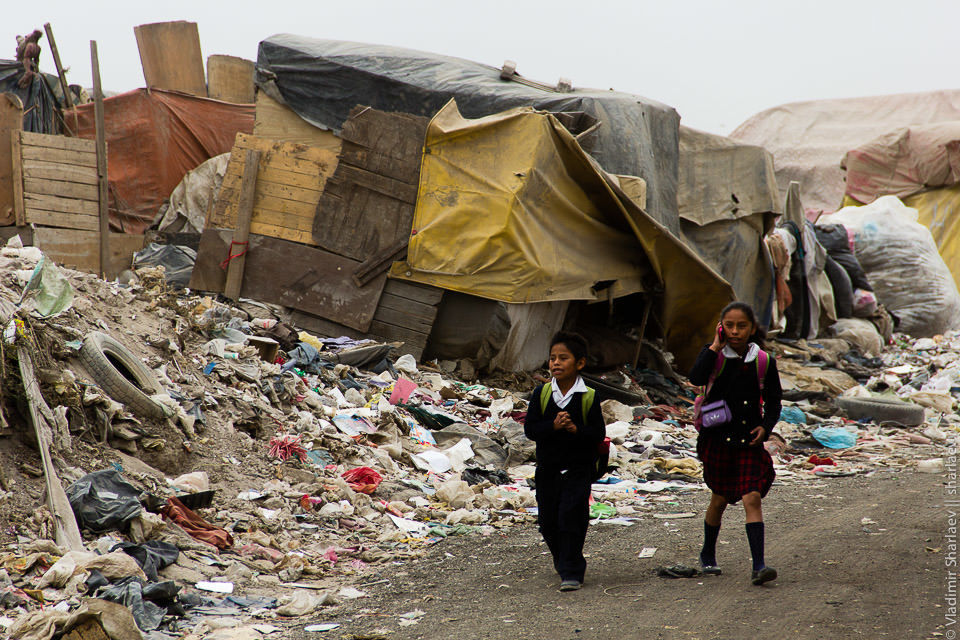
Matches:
[134,21,207,97]
[290,279,444,359]
[16,131,100,231]
[207,55,255,104]
[206,133,338,245]
[189,229,387,332]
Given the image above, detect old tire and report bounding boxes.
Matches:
[836,396,925,426]
[80,331,166,420]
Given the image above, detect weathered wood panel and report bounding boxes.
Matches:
[207,55,255,104]
[312,106,427,261]
[254,91,342,153]
[25,210,99,232]
[134,21,207,97]
[289,279,443,359]
[34,228,144,278]
[190,229,386,332]
[21,130,98,154]
[206,133,338,243]
[0,94,23,225]
[23,159,98,185]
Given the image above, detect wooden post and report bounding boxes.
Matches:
[11,130,25,225]
[631,296,653,368]
[90,41,109,278]
[223,149,260,300]
[44,23,74,110]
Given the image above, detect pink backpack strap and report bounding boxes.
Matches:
[756,349,769,391]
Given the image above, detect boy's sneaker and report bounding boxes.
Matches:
[751,566,777,585]
[559,580,582,591]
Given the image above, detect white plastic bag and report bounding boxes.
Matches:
[818,196,960,336]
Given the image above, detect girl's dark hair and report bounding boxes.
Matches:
[550,331,589,362]
[720,301,766,348]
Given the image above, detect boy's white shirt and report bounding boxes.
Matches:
[551,375,588,409]
[721,342,760,363]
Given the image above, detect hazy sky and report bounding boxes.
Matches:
[6,0,959,135]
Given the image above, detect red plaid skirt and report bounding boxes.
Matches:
[697,436,775,503]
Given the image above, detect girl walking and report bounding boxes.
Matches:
[689,301,782,585]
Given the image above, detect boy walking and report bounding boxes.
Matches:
[523,332,606,591]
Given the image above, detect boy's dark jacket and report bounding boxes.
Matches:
[523,383,606,470]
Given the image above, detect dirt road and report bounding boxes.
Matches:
[293,469,945,639]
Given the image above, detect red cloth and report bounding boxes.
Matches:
[161,496,233,550]
[341,467,383,494]
[696,438,775,504]
[65,88,253,233]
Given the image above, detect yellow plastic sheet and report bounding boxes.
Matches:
[392,100,734,368]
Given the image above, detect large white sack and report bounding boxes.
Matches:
[818,196,960,337]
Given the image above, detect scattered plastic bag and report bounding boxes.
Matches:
[779,406,807,424]
[811,426,857,449]
[169,471,209,494]
[66,469,143,533]
[341,467,383,494]
[19,255,74,317]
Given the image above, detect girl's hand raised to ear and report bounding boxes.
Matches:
[709,322,726,352]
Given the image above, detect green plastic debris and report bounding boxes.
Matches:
[20,255,74,317]
[590,502,617,519]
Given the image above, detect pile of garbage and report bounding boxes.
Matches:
[0,237,953,638]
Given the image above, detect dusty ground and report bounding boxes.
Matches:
[291,469,945,640]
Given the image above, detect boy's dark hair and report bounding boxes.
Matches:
[720,301,766,348]
[550,331,589,362]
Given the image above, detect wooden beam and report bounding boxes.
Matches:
[11,131,25,225]
[353,236,409,287]
[91,41,109,278]
[223,149,260,300]
[17,347,84,551]
[43,23,74,110]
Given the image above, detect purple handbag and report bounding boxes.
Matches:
[699,399,732,429]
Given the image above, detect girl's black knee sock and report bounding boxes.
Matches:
[700,521,720,565]
[745,521,765,571]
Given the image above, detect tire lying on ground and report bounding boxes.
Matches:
[80,331,166,420]
[836,396,925,426]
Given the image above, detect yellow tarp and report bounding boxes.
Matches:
[844,186,960,289]
[391,100,734,368]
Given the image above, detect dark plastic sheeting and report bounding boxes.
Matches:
[0,60,60,133]
[66,469,142,533]
[255,35,681,233]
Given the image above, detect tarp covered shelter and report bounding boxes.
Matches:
[0,60,61,134]
[65,89,254,234]
[255,35,683,234]
[392,100,734,368]
[730,90,960,213]
[677,127,778,323]
[841,122,960,288]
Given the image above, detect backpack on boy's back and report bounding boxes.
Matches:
[539,382,610,481]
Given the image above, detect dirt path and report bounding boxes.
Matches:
[292,469,946,639]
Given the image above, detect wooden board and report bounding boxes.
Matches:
[289,279,443,359]
[312,106,427,262]
[207,55,255,104]
[206,133,338,244]
[254,91,343,152]
[134,21,207,96]
[15,130,101,231]
[190,229,387,332]
[33,228,144,278]
[0,94,23,225]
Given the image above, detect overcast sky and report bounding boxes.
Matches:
[6,0,959,135]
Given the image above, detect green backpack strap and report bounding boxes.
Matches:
[539,382,552,414]
[581,387,595,420]
[540,382,596,421]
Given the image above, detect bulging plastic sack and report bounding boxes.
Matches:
[811,426,857,449]
[19,255,74,317]
[818,196,960,337]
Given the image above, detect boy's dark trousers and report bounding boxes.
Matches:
[535,465,591,582]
